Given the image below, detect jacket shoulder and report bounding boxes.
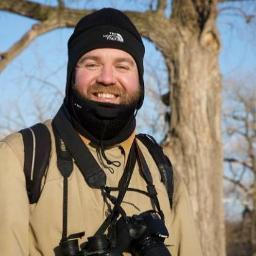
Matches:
[0,120,53,164]
[1,131,24,164]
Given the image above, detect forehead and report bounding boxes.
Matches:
[78,48,136,63]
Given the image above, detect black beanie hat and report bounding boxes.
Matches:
[66,8,145,109]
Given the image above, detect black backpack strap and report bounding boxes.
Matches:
[136,133,174,208]
[19,123,51,204]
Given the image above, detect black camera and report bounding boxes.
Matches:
[59,210,171,256]
[114,210,171,256]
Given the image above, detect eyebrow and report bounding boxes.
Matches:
[114,57,135,66]
[77,55,99,64]
[78,55,135,66]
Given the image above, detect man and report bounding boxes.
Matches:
[0,8,202,256]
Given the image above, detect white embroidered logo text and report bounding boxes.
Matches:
[103,32,124,43]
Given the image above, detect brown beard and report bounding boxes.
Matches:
[78,83,141,105]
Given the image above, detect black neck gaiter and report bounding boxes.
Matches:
[66,91,136,147]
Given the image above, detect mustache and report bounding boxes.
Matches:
[87,84,125,96]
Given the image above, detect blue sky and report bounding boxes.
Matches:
[218,2,256,77]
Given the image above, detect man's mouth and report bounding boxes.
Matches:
[95,93,116,99]
[92,92,120,103]
[87,84,124,104]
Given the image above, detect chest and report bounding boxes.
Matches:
[29,148,173,255]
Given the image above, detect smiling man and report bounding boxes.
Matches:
[0,8,202,256]
[75,48,140,105]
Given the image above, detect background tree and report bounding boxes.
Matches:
[0,1,226,255]
[223,77,256,255]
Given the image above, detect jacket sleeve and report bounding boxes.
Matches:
[171,172,203,256]
[0,139,29,255]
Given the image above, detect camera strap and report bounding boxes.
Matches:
[96,140,166,236]
[136,134,173,209]
[52,126,75,242]
[53,105,107,188]
[95,141,137,236]
[135,141,165,221]
[53,106,137,240]
[52,106,107,243]
[52,105,165,242]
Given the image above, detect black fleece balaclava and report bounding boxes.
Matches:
[64,8,145,147]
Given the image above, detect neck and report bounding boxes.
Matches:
[64,94,137,147]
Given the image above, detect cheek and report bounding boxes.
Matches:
[74,70,92,92]
[120,74,140,94]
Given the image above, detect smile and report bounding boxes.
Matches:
[96,93,116,99]
[91,92,121,104]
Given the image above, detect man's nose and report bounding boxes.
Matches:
[96,65,116,85]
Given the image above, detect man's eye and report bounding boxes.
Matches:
[84,63,99,69]
[76,61,98,69]
[117,65,129,70]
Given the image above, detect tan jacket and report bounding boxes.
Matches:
[0,122,202,256]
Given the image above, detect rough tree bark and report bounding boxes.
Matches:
[163,1,225,256]
[0,1,225,256]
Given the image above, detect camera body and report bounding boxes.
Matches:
[60,211,171,256]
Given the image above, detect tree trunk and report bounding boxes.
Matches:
[165,35,225,256]
[161,1,226,256]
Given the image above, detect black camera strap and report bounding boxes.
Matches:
[52,106,107,243]
[95,141,137,236]
[52,126,75,243]
[136,134,173,209]
[135,141,165,221]
[52,105,166,244]
[52,106,138,240]
[53,105,107,188]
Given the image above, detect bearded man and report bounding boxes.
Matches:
[0,8,202,256]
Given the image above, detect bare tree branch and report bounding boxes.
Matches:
[1,106,27,129]
[219,0,256,3]
[57,0,65,8]
[0,0,54,21]
[0,0,92,26]
[0,0,177,73]
[227,113,246,122]
[0,18,64,73]
[219,6,256,23]
[224,175,250,194]
[26,75,64,97]
[224,157,253,170]
[156,0,167,14]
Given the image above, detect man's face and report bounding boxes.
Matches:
[74,48,141,105]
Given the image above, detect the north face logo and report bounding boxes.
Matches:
[103,32,124,42]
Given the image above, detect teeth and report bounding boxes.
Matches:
[97,93,115,99]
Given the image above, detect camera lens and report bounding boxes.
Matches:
[131,236,171,256]
[139,244,171,256]
[60,238,80,256]
[83,235,110,255]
